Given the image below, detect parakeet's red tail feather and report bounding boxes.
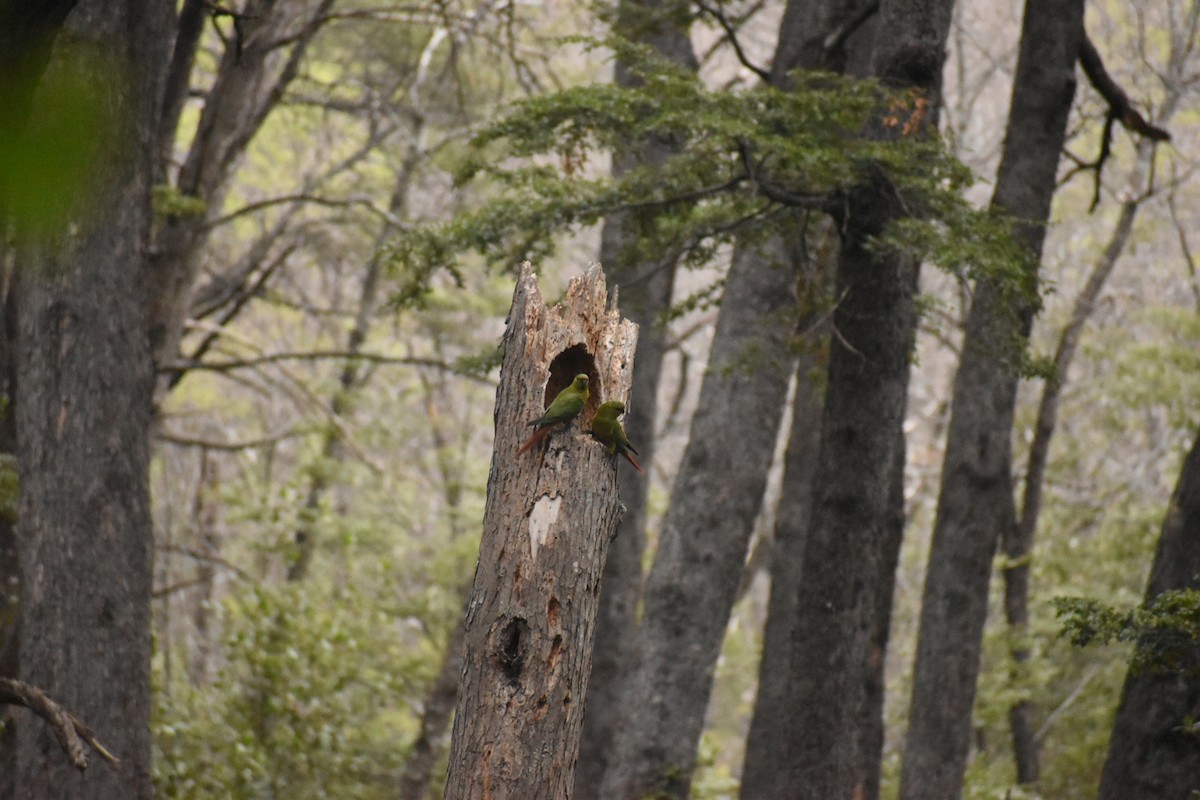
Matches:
[517,425,553,455]
[623,450,644,473]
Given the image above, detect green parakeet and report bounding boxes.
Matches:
[590,400,643,472]
[517,373,590,454]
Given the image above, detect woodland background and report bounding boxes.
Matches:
[0,0,1198,799]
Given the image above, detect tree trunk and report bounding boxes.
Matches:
[599,231,798,799]
[739,345,824,800]
[12,3,171,797]
[1097,429,1200,800]
[741,5,879,796]
[787,1,953,797]
[899,4,1082,799]
[400,617,466,800]
[147,0,332,378]
[442,263,637,800]
[573,3,694,796]
[0,262,18,800]
[1008,11,1193,780]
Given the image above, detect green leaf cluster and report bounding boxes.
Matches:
[1054,590,1200,675]
[389,36,1033,308]
[154,583,428,799]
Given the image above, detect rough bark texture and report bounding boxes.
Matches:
[442,264,637,800]
[573,5,694,793]
[0,264,17,800]
[1097,430,1200,800]
[787,1,953,797]
[741,5,883,797]
[599,227,798,799]
[12,3,171,797]
[899,4,1082,799]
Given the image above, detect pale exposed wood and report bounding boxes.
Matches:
[443,262,637,800]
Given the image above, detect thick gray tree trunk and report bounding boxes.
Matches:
[740,5,878,796]
[0,270,17,800]
[786,1,953,797]
[574,4,695,794]
[599,228,799,798]
[12,2,171,797]
[442,264,637,800]
[899,4,1083,799]
[739,344,824,800]
[1097,429,1200,800]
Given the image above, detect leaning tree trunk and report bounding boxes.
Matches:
[899,4,1083,798]
[1097,427,1200,800]
[442,263,637,800]
[13,2,171,798]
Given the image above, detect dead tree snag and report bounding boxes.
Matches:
[443,262,638,800]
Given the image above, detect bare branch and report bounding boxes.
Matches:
[694,0,772,83]
[203,193,405,232]
[164,349,475,377]
[1079,34,1171,142]
[822,0,881,64]
[157,426,309,452]
[158,543,257,583]
[1070,32,1172,211]
[0,678,120,770]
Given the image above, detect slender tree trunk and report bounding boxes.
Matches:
[147,0,333,376]
[574,3,694,796]
[1007,9,1193,778]
[600,232,798,799]
[442,264,636,800]
[739,344,824,800]
[787,1,953,797]
[899,5,1083,799]
[1097,429,1200,800]
[399,618,466,800]
[596,0,890,792]
[13,3,171,797]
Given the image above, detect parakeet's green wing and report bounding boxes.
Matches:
[529,375,589,429]
[534,393,585,427]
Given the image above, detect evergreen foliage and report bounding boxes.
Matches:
[390,38,1034,310]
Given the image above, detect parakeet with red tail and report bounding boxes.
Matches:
[517,373,590,454]
[590,400,643,472]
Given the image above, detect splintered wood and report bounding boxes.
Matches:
[443,262,638,800]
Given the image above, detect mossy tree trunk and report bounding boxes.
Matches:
[442,263,637,800]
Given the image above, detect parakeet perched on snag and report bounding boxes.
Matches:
[590,400,643,473]
[517,373,590,454]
